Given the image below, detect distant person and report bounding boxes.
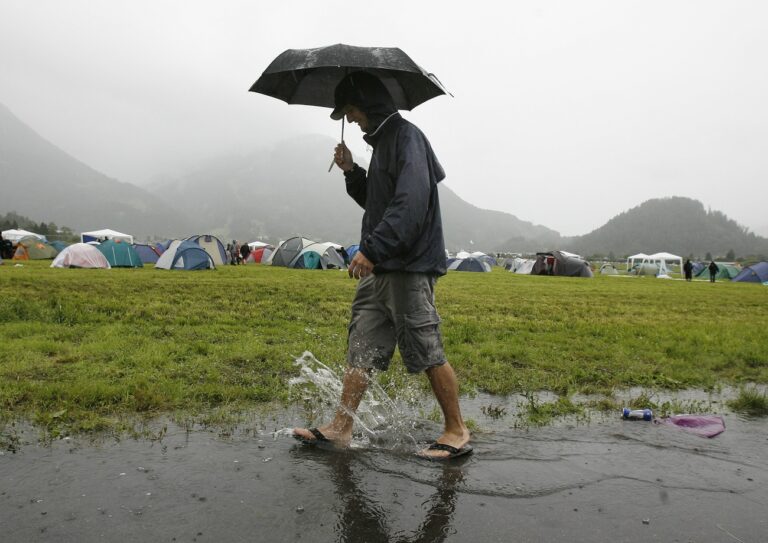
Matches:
[240,243,250,264]
[708,261,719,283]
[683,259,693,281]
[225,243,233,264]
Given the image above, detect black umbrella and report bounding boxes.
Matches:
[249,43,451,112]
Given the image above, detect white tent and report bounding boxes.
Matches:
[626,253,649,271]
[51,243,111,269]
[247,241,270,250]
[2,229,44,242]
[81,229,134,244]
[646,252,683,272]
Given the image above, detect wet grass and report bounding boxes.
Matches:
[727,386,768,416]
[1,261,767,434]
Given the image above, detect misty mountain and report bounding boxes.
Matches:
[3,102,765,259]
[565,196,768,258]
[150,134,559,251]
[0,102,190,238]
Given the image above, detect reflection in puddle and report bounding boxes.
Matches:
[2,357,768,542]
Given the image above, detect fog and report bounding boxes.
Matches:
[1,0,766,236]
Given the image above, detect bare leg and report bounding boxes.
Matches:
[293,367,371,446]
[420,362,470,459]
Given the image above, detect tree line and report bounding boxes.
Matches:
[0,211,79,242]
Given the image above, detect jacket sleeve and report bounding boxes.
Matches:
[360,129,431,264]
[344,166,367,209]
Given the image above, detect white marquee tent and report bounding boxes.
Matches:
[646,252,683,273]
[80,229,134,244]
[1,229,44,242]
[626,253,649,271]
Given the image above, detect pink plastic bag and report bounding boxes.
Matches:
[656,415,725,438]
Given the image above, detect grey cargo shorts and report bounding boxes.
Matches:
[347,271,447,373]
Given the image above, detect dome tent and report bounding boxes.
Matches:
[268,237,316,267]
[12,236,59,260]
[532,251,593,278]
[134,243,163,264]
[292,242,346,270]
[185,234,227,265]
[51,243,111,268]
[96,239,143,268]
[448,257,492,272]
[732,262,768,283]
[246,247,272,264]
[694,262,741,280]
[155,240,215,270]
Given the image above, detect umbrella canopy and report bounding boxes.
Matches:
[250,43,450,112]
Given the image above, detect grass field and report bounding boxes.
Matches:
[1,261,766,436]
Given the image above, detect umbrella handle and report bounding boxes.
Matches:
[327,118,345,173]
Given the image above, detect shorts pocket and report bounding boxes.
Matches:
[398,312,445,371]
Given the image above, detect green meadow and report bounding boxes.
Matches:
[1,261,767,435]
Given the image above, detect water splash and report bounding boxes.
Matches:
[288,352,425,449]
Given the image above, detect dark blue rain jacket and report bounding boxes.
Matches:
[345,113,447,275]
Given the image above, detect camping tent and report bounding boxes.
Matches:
[470,251,497,267]
[268,237,317,267]
[81,229,134,244]
[626,253,649,271]
[134,243,162,264]
[51,243,111,268]
[96,239,143,268]
[155,240,215,270]
[504,257,534,274]
[48,241,69,253]
[246,247,272,264]
[732,262,768,283]
[292,242,346,269]
[2,229,44,243]
[633,263,659,276]
[646,252,683,273]
[514,259,535,274]
[185,234,227,265]
[448,257,492,272]
[600,263,619,275]
[247,241,271,250]
[695,262,742,280]
[345,244,360,263]
[12,236,59,260]
[532,251,593,278]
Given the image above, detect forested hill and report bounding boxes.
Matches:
[566,197,768,258]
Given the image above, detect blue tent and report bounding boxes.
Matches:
[49,241,69,253]
[134,243,162,264]
[155,240,215,270]
[732,262,768,283]
[345,244,360,263]
[448,257,492,272]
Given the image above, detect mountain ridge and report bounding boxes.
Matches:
[2,103,765,258]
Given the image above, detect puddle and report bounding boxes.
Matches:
[2,354,767,542]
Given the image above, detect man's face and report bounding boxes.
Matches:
[344,105,369,132]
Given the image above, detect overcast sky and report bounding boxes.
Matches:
[2,1,767,236]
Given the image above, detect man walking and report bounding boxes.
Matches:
[293,72,471,460]
[708,261,719,282]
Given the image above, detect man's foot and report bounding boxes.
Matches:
[292,425,352,448]
[417,429,471,460]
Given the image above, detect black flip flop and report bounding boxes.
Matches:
[417,442,473,461]
[293,427,330,445]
